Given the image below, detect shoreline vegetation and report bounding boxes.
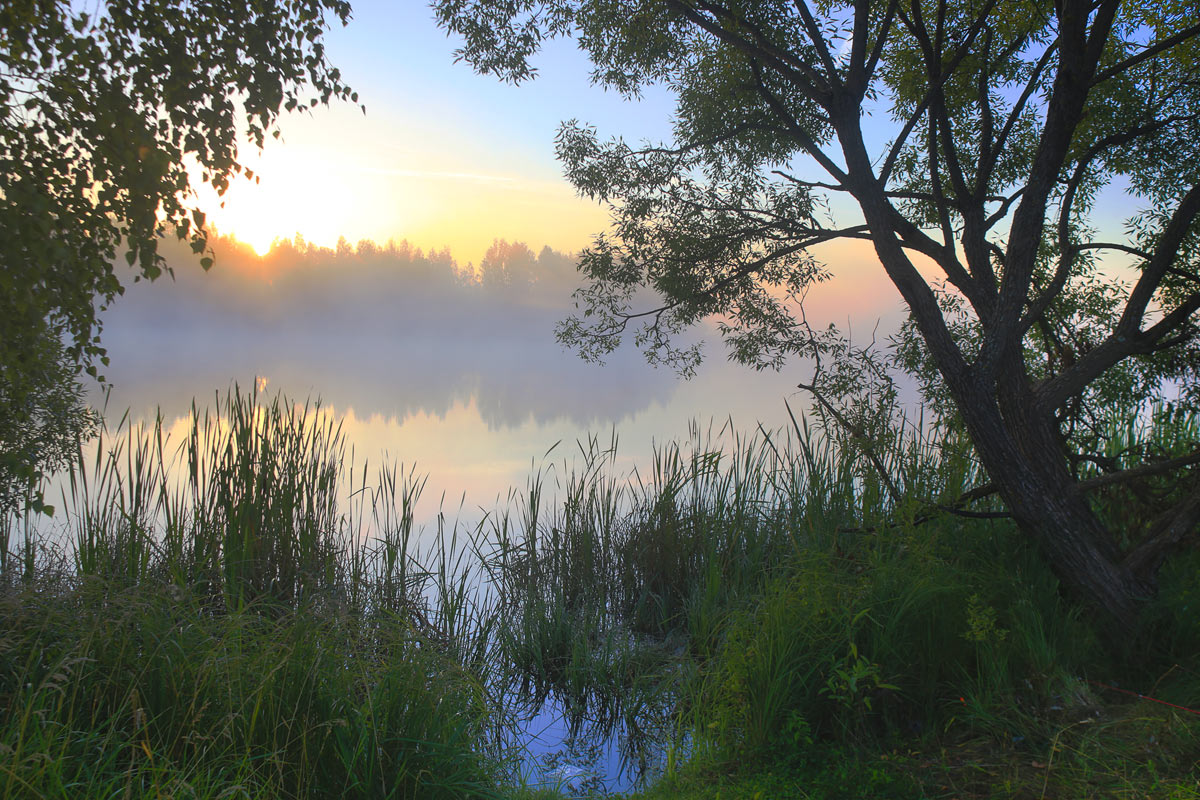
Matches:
[2,388,1198,798]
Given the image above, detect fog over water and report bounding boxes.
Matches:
[94,233,905,525]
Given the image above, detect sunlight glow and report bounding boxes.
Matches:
[184,97,614,267]
[200,146,358,256]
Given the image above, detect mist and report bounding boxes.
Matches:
[97,233,686,427]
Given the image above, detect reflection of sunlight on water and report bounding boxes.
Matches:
[335,397,632,532]
[44,361,811,565]
[64,358,812,543]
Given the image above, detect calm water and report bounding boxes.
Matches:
[91,237,871,530]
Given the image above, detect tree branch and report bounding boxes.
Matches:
[1072,241,1152,260]
[1078,448,1200,493]
[1036,290,1200,410]
[1118,183,1200,337]
[1122,486,1200,580]
[991,38,1057,164]
[788,0,841,86]
[669,0,830,101]
[1094,20,1200,86]
[748,58,848,183]
[981,0,1120,375]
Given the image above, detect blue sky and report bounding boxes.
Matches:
[201,1,1135,274]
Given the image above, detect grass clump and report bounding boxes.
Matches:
[3,388,1198,798]
[0,585,500,799]
[0,387,508,799]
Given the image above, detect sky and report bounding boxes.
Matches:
[100,1,908,520]
[92,0,1154,541]
[200,2,678,264]
[196,0,1141,277]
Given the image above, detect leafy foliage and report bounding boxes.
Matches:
[0,0,356,511]
[0,323,97,517]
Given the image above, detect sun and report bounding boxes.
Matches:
[197,146,355,257]
[215,195,287,256]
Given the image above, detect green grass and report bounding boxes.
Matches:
[633,705,1200,799]
[2,389,1198,798]
[0,585,503,799]
[483,404,1200,797]
[1,387,511,799]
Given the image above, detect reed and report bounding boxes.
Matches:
[482,400,1200,790]
[2,388,1197,798]
[0,387,510,799]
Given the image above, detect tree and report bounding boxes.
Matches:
[0,325,97,518]
[1,0,357,510]
[434,0,1200,625]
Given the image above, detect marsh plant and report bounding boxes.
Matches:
[480,402,1200,794]
[0,388,507,799]
[2,388,1198,798]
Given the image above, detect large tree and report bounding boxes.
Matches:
[434,0,1200,624]
[1,0,357,513]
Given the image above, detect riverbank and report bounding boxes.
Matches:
[2,389,1197,798]
[634,706,1200,798]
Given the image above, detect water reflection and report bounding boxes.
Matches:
[98,235,686,428]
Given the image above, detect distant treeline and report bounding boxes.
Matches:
[114,233,587,336]
[98,232,684,428]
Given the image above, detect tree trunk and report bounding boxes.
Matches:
[833,116,1157,628]
[953,370,1151,628]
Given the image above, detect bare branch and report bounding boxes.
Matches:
[795,382,904,506]
[983,187,1025,230]
[859,0,901,94]
[1072,241,1153,260]
[879,95,932,188]
[1078,448,1200,493]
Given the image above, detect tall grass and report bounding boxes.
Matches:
[1,387,508,799]
[0,586,501,799]
[66,392,355,610]
[480,401,1200,783]
[3,387,1197,797]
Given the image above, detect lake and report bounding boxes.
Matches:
[92,235,907,531]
